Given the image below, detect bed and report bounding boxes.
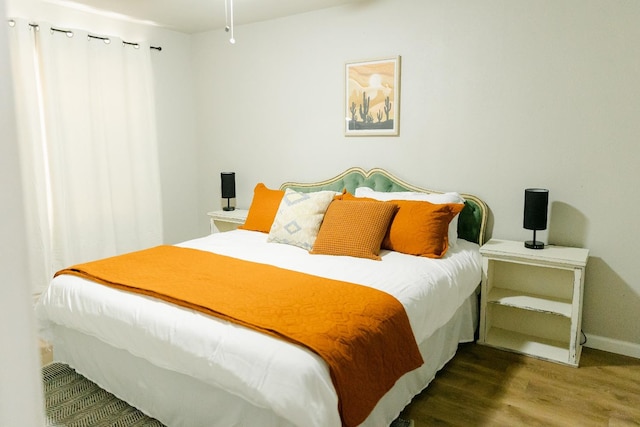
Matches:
[36,167,488,427]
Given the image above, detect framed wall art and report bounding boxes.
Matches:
[345,56,400,136]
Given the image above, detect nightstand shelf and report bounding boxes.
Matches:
[478,239,589,367]
[485,328,570,363]
[487,288,573,317]
[207,209,248,233]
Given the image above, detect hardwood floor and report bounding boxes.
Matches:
[400,343,640,426]
[39,340,639,426]
[39,339,53,366]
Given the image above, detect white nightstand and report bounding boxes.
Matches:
[207,209,248,233]
[478,239,589,367]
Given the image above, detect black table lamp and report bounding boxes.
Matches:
[523,188,548,249]
[221,172,236,211]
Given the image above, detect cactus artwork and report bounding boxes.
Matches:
[384,96,391,122]
[345,56,400,135]
[350,101,357,122]
[359,93,370,123]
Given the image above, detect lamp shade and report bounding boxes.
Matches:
[523,188,548,231]
[221,172,236,199]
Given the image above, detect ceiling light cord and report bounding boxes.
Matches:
[224,0,235,44]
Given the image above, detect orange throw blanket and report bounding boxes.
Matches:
[56,245,424,427]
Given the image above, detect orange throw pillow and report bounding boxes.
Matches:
[310,200,397,261]
[382,199,464,258]
[238,183,285,233]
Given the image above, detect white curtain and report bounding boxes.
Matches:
[8,19,163,295]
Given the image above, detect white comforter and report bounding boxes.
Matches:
[36,230,481,427]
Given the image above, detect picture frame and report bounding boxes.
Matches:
[345,56,400,136]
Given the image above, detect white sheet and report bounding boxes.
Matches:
[36,230,481,427]
[49,295,476,427]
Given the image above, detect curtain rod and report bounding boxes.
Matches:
[10,20,162,51]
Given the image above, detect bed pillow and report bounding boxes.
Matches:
[310,199,397,261]
[267,189,336,250]
[382,199,465,258]
[238,183,285,233]
[354,186,465,246]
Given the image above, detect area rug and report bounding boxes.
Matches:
[43,362,414,427]
[43,362,163,427]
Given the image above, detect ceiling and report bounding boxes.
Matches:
[45,0,366,34]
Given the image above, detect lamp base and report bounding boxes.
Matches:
[524,240,545,249]
[222,197,235,211]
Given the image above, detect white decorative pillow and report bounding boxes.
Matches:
[267,189,336,250]
[354,187,465,247]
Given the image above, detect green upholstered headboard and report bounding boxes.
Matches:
[281,167,488,245]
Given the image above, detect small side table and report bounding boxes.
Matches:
[207,209,248,233]
[478,239,589,366]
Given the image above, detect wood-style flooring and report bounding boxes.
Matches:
[400,343,640,426]
[40,341,639,426]
[40,339,53,366]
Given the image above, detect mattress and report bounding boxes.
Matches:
[36,229,482,426]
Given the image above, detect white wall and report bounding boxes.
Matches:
[192,0,640,356]
[6,0,201,245]
[0,0,45,423]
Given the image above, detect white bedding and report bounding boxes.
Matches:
[36,229,482,427]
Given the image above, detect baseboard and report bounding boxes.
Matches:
[584,333,640,360]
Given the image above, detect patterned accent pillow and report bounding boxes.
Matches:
[267,189,336,250]
[310,200,398,261]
